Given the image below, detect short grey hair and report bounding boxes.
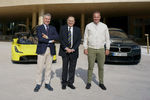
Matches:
[43,13,51,18]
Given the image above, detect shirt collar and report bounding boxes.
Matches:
[43,24,49,28]
[93,22,100,26]
[43,24,46,27]
[68,26,73,29]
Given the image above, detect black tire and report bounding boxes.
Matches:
[12,60,18,64]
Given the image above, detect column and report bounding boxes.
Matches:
[3,22,7,35]
[26,17,29,32]
[32,11,37,28]
[103,17,106,24]
[38,7,44,25]
[81,13,85,39]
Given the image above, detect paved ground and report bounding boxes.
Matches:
[0,42,150,100]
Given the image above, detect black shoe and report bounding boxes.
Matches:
[34,84,41,92]
[68,84,75,89]
[62,85,66,90]
[86,83,91,89]
[99,84,106,90]
[52,60,57,63]
[45,84,53,91]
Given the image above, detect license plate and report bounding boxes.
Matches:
[112,52,127,56]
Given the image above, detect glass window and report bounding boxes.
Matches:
[134,18,143,25]
[134,26,143,38]
[109,30,128,39]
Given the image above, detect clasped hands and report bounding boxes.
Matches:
[42,33,55,43]
[65,48,75,53]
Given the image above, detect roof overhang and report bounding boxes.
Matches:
[0,2,150,20]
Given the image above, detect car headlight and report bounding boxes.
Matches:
[132,45,140,50]
[110,40,114,43]
[14,46,23,53]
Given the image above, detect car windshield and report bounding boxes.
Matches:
[13,24,38,44]
[109,30,128,39]
[17,34,38,44]
[13,24,27,33]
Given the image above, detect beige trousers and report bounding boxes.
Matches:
[36,47,53,85]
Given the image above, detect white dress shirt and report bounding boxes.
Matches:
[43,24,48,31]
[83,22,110,50]
[68,26,73,48]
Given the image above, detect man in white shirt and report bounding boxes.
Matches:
[83,11,110,90]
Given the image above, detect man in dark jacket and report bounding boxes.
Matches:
[59,16,81,90]
[34,13,59,92]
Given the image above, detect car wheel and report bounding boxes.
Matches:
[11,60,19,64]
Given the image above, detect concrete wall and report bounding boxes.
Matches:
[0,0,150,7]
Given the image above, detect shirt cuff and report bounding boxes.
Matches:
[65,47,68,50]
[106,47,110,50]
[84,47,88,49]
[48,40,53,43]
[72,49,75,51]
[83,44,88,49]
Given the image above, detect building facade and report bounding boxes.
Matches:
[0,0,150,44]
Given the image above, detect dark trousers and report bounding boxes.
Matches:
[61,54,77,85]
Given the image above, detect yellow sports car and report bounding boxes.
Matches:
[11,24,57,63]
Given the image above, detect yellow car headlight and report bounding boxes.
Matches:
[15,46,23,53]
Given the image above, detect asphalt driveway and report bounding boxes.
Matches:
[0,42,150,100]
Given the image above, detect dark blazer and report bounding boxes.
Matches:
[59,25,81,59]
[36,24,59,55]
